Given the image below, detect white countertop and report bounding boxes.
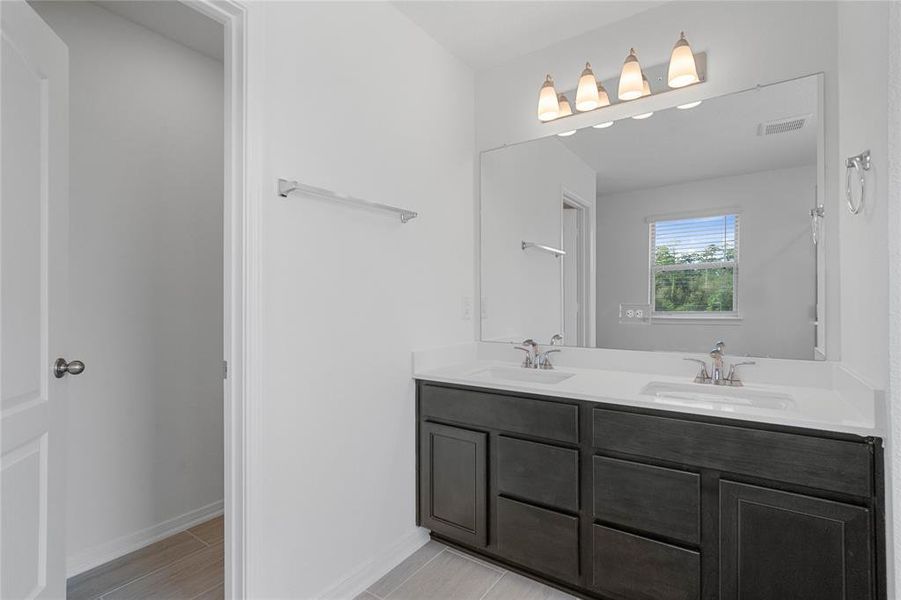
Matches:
[412,344,885,438]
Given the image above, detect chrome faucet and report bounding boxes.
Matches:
[514,339,561,369]
[684,341,756,386]
[550,334,564,346]
[710,340,726,384]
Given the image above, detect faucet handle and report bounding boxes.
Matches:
[536,348,561,370]
[726,360,756,386]
[684,358,711,383]
[514,345,534,368]
[550,334,564,346]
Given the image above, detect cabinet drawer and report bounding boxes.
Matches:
[420,384,578,443]
[593,408,872,496]
[592,525,700,600]
[593,456,699,545]
[496,496,579,583]
[498,436,579,512]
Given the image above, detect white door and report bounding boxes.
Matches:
[1,2,69,598]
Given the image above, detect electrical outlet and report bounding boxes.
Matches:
[462,296,472,321]
[619,303,651,324]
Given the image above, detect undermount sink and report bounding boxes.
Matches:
[471,366,575,385]
[640,381,796,410]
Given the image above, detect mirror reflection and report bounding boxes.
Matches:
[480,75,823,360]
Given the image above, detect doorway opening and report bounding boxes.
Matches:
[17,1,242,597]
[561,191,594,347]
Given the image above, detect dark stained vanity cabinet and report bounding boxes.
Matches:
[418,421,488,547]
[416,380,886,600]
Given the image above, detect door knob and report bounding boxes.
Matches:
[54,358,85,378]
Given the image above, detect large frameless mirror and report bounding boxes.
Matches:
[480,74,825,360]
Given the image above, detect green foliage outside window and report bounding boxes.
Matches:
[654,243,735,312]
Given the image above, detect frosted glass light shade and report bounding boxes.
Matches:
[575,63,601,111]
[557,94,573,117]
[537,75,560,121]
[668,32,699,88]
[618,49,644,101]
[641,74,651,97]
[596,82,611,108]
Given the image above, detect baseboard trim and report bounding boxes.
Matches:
[318,527,431,600]
[66,499,224,578]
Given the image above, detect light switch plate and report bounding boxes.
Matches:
[619,303,651,324]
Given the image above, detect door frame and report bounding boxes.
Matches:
[560,188,596,347]
[178,2,259,598]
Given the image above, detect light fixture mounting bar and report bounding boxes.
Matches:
[277,178,418,223]
[551,51,707,123]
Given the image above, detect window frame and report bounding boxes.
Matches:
[647,211,741,321]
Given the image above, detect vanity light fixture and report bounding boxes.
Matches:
[596,81,611,108]
[618,48,645,101]
[575,63,601,111]
[631,74,654,119]
[668,32,700,88]
[537,75,560,121]
[556,93,576,136]
[677,100,703,109]
[536,34,704,124]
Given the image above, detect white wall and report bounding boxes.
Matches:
[481,137,595,345]
[837,2,890,390]
[30,1,224,571]
[835,1,893,592]
[888,3,901,594]
[596,167,817,359]
[247,3,474,597]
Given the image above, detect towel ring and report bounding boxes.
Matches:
[846,150,871,215]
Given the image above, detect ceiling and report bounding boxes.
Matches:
[93,1,223,61]
[392,1,665,71]
[558,76,819,195]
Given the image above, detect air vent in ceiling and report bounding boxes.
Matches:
[757,114,811,136]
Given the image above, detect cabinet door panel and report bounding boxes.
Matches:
[720,481,872,600]
[419,422,488,547]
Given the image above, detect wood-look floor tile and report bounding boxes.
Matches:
[443,548,505,575]
[188,516,224,545]
[482,572,576,600]
[191,583,224,600]
[103,544,223,600]
[67,532,207,600]
[385,550,503,600]
[367,540,446,598]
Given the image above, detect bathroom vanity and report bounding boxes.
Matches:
[414,362,886,600]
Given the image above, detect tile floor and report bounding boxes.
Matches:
[66,516,224,600]
[357,540,576,600]
[69,523,572,600]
